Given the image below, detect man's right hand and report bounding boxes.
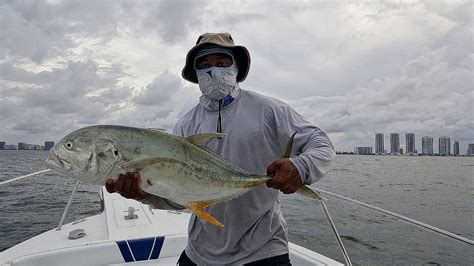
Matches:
[105,172,150,200]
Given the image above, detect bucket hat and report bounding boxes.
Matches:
[182,33,251,83]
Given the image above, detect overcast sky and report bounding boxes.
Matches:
[0,0,472,153]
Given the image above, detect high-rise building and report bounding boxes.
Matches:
[375,133,384,155]
[390,133,400,155]
[0,141,5,150]
[467,144,474,156]
[4,144,17,150]
[405,133,415,155]
[44,141,55,150]
[354,147,373,155]
[453,141,460,156]
[439,136,451,155]
[18,142,27,150]
[422,136,433,155]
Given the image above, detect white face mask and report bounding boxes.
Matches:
[196,65,238,100]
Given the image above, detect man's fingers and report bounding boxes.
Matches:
[105,178,115,193]
[266,173,287,188]
[266,159,302,194]
[266,160,281,176]
[114,174,125,193]
[130,174,139,196]
[123,175,133,198]
[266,159,286,188]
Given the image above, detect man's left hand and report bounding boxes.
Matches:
[266,158,302,194]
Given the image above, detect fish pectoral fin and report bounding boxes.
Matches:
[186,201,224,228]
[186,133,225,149]
[297,185,327,202]
[119,157,183,171]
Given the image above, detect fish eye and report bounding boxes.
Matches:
[65,142,74,150]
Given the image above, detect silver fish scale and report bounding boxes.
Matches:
[55,125,268,206]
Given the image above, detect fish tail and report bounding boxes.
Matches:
[297,185,326,202]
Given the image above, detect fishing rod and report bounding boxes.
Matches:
[0,169,51,186]
[315,188,474,246]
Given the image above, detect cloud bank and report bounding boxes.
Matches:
[0,0,472,153]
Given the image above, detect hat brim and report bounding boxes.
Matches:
[182,42,251,83]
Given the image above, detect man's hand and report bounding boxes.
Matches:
[266,158,302,194]
[105,172,150,200]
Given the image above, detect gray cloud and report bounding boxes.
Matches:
[0,0,471,154]
[115,71,200,131]
[144,0,205,44]
[290,45,473,152]
[0,60,132,142]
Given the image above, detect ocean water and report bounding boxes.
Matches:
[0,151,472,265]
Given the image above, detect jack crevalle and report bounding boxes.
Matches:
[48,125,324,227]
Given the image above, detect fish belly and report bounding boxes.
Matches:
[138,162,258,206]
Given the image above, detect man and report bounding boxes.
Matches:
[106,33,335,265]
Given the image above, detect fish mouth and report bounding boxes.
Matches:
[47,153,72,171]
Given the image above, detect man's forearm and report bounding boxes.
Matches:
[290,129,336,185]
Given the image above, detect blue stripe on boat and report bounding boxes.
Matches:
[150,236,165,259]
[116,236,165,262]
[128,237,155,261]
[116,240,134,262]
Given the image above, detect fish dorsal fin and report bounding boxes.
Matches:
[120,157,182,170]
[186,133,225,149]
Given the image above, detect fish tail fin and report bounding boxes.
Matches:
[281,132,297,158]
[297,185,327,202]
[186,201,224,228]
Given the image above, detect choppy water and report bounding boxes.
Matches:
[0,151,472,264]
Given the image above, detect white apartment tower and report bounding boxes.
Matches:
[422,136,434,155]
[390,133,400,155]
[453,141,460,156]
[406,133,415,155]
[439,136,451,155]
[375,133,384,155]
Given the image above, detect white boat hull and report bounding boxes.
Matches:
[0,187,342,266]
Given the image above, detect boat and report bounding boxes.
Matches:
[3,170,470,265]
[0,186,344,265]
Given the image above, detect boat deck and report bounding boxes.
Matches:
[0,188,342,265]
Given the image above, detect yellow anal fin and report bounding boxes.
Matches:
[186,201,224,228]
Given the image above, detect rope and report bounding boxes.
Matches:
[0,169,51,186]
[315,188,474,246]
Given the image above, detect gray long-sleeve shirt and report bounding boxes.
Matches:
[142,89,335,265]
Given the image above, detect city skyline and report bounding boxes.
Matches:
[0,141,55,151]
[356,133,473,155]
[2,133,472,155]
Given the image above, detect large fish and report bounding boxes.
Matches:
[47,125,324,227]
